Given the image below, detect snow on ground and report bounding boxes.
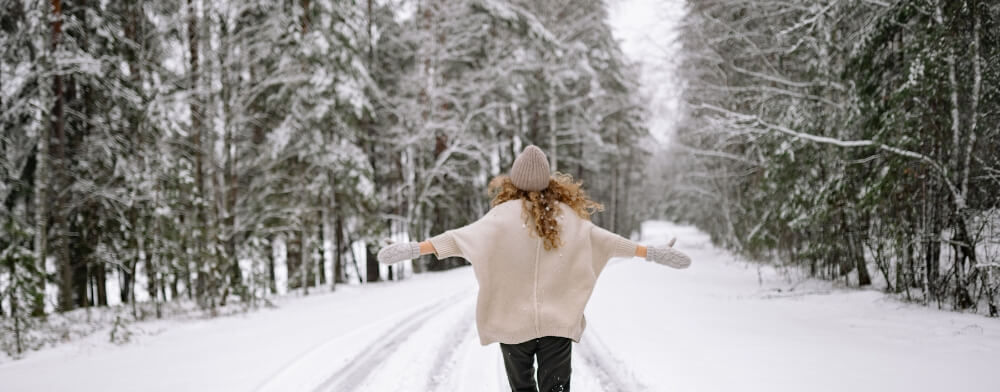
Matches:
[2,221,999,391]
[588,222,1000,391]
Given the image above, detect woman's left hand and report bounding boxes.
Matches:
[377,241,421,264]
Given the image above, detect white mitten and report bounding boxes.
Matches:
[647,241,691,269]
[377,242,421,264]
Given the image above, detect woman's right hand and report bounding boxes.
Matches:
[647,239,691,269]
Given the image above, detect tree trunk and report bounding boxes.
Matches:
[366,243,380,283]
[268,235,277,294]
[223,97,242,302]
[9,260,23,354]
[844,209,871,286]
[32,0,60,316]
[33,83,50,315]
[349,236,364,284]
[334,211,345,285]
[853,235,871,286]
[180,214,193,300]
[120,264,131,304]
[287,230,300,290]
[94,261,107,306]
[301,227,309,295]
[318,206,326,285]
[48,0,73,313]
[187,0,208,307]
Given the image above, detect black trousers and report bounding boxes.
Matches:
[499,336,572,392]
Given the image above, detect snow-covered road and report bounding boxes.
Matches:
[2,222,999,391]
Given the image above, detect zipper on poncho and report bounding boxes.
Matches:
[533,236,541,336]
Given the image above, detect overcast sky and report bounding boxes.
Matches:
[607,0,686,145]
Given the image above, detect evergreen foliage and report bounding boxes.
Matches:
[672,0,1000,315]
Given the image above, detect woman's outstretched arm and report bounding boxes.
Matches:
[412,236,660,264]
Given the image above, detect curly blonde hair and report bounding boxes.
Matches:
[488,171,604,250]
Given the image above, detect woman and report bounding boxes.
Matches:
[377,145,691,392]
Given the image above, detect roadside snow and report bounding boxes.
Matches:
[586,221,1000,391]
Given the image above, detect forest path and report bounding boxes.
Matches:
[2,222,1000,391]
[297,279,637,391]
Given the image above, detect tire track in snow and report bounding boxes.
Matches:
[313,288,474,392]
[444,320,510,392]
[575,320,650,392]
[422,310,649,391]
[422,303,476,391]
[349,295,477,392]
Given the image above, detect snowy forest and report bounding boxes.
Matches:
[667,0,1000,314]
[1,0,653,356]
[1,0,998,375]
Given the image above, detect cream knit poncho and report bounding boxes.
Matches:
[427,199,638,346]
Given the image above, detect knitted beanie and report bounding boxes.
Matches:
[510,145,551,191]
